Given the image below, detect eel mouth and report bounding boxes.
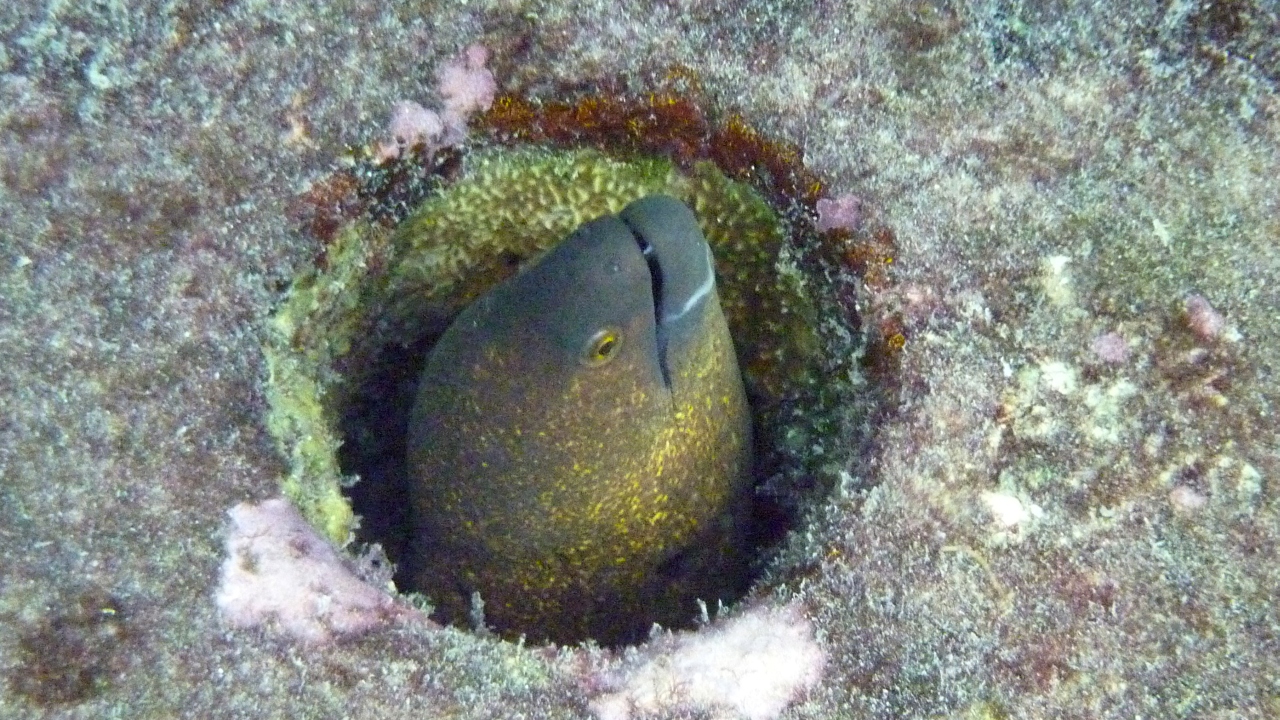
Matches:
[629,223,671,388]
[618,195,718,392]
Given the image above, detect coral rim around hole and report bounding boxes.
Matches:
[263,97,874,647]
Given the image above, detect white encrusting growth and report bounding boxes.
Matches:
[215,499,426,643]
[589,602,825,720]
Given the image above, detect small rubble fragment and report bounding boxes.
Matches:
[1183,294,1234,344]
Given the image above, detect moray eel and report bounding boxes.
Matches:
[405,195,753,645]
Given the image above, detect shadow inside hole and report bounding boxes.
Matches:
[338,330,796,646]
[338,335,433,569]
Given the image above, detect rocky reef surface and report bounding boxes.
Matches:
[2,0,1277,717]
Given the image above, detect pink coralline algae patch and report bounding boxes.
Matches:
[437,43,498,122]
[1184,294,1228,343]
[1169,485,1209,514]
[815,193,863,232]
[385,100,446,154]
[215,499,428,644]
[588,603,825,720]
[376,43,497,162]
[1090,331,1131,365]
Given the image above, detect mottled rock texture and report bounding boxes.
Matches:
[2,0,1277,718]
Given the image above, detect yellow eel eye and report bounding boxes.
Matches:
[582,328,622,366]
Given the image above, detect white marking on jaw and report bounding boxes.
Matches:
[662,244,715,324]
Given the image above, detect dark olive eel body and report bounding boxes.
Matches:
[405,195,752,645]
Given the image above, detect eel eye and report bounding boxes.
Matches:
[582,328,622,367]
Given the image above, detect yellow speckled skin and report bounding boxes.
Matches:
[406,197,752,645]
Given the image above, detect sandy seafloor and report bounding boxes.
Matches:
[2,0,1278,718]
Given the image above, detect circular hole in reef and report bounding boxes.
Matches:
[264,92,873,647]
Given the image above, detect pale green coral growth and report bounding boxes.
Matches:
[382,148,678,334]
[263,222,398,544]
